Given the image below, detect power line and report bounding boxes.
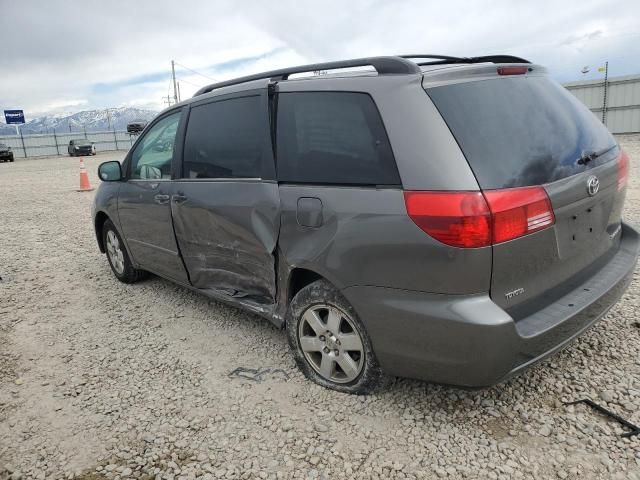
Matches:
[174,61,218,82]
[176,77,204,88]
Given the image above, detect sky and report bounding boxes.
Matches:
[1,0,639,118]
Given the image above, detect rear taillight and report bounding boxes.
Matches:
[483,187,555,243]
[403,191,491,248]
[404,186,555,248]
[618,149,630,191]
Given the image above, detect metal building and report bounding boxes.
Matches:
[564,74,640,134]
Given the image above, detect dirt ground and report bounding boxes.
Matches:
[1,138,639,480]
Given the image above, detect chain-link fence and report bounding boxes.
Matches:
[0,130,137,158]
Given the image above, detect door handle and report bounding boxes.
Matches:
[172,194,188,204]
[154,194,170,204]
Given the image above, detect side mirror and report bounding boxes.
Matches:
[98,161,122,182]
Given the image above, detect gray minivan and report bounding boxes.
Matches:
[93,55,638,394]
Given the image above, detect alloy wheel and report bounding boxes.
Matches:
[106,230,125,275]
[298,304,365,383]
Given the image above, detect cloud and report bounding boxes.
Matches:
[1,0,639,116]
[561,29,604,47]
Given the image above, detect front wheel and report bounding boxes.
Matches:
[102,219,148,283]
[287,280,382,394]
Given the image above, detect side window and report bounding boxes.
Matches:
[182,96,265,179]
[130,111,181,180]
[276,92,400,185]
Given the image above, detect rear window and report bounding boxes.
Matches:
[276,92,400,185]
[426,76,616,189]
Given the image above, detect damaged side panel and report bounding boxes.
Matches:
[170,180,281,303]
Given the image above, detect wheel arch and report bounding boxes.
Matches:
[94,211,110,253]
[275,263,347,327]
[287,267,325,303]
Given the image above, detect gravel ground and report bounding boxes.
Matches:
[1,137,640,480]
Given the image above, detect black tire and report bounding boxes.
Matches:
[286,279,382,394]
[102,219,148,283]
[9,158,14,162]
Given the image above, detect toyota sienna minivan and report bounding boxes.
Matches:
[92,55,638,393]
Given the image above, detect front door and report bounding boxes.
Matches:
[117,110,189,283]
[170,92,280,302]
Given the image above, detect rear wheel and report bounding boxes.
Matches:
[102,219,148,283]
[287,280,382,394]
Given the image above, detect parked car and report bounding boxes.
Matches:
[68,139,96,156]
[92,55,639,394]
[127,120,148,135]
[0,143,14,162]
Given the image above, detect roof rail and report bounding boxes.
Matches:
[400,54,531,66]
[193,56,421,96]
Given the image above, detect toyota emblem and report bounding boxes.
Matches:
[587,175,600,196]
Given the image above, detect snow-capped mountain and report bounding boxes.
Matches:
[0,107,159,135]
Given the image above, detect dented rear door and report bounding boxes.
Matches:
[170,89,280,303]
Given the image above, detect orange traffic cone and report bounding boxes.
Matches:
[77,158,94,192]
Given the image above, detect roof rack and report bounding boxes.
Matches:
[399,54,531,66]
[193,56,421,96]
[193,54,531,97]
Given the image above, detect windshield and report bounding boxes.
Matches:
[76,140,91,146]
[426,76,616,189]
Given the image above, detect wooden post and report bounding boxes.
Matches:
[602,61,609,126]
[19,126,26,158]
[53,128,60,155]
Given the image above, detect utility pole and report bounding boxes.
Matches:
[177,81,181,102]
[171,60,178,104]
[106,108,112,130]
[163,95,172,107]
[601,61,609,125]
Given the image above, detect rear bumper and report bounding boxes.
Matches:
[342,222,639,387]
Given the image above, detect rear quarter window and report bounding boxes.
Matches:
[276,92,400,186]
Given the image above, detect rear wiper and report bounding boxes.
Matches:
[576,145,617,166]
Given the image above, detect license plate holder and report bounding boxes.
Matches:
[557,203,605,259]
